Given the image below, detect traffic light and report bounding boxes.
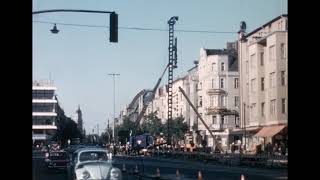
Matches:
[109,12,118,43]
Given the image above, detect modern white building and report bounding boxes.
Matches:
[197,43,240,150]
[238,15,288,151]
[32,80,58,145]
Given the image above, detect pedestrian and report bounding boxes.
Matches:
[280,141,286,156]
[266,142,272,155]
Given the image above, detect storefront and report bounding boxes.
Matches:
[254,124,287,145]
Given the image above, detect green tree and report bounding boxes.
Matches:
[141,112,164,136]
[163,116,188,144]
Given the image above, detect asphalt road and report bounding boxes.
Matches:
[33,151,287,180]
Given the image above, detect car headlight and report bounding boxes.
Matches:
[45,153,49,158]
[82,170,90,180]
[110,168,122,180]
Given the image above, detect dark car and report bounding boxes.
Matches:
[44,150,69,170]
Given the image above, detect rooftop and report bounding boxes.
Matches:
[244,14,287,38]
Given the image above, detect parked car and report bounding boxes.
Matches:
[44,150,69,170]
[67,147,121,180]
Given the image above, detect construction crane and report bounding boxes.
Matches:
[133,64,169,131]
[167,16,179,145]
[178,86,221,150]
[131,16,178,147]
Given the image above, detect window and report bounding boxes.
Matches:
[261,77,265,91]
[270,99,276,115]
[234,96,239,107]
[213,96,218,107]
[260,52,264,66]
[280,43,286,59]
[212,78,215,88]
[212,116,217,124]
[212,63,216,71]
[269,45,275,61]
[221,116,225,124]
[281,71,286,86]
[221,62,225,71]
[270,72,276,88]
[251,79,256,93]
[282,98,286,114]
[261,102,265,117]
[197,82,202,90]
[221,96,226,107]
[234,78,239,89]
[220,78,224,88]
[250,54,256,70]
[235,117,240,127]
[252,103,256,117]
[199,96,202,107]
[245,61,249,74]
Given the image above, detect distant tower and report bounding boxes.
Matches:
[76,105,83,133]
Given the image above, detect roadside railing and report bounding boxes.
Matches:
[147,150,287,169]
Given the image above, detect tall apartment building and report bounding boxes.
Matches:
[32,80,58,145]
[197,44,240,150]
[238,15,288,151]
[146,76,188,124]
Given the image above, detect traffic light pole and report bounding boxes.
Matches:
[32,9,114,14]
[33,9,118,42]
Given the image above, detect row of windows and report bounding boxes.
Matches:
[33,118,54,125]
[32,104,55,112]
[251,71,286,92]
[199,95,240,107]
[255,98,286,118]
[211,62,225,72]
[32,90,55,99]
[212,116,240,126]
[198,77,239,90]
[246,43,286,73]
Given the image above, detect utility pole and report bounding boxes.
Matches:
[108,73,120,144]
[167,16,178,145]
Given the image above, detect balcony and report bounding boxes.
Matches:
[210,124,228,131]
[206,106,227,115]
[206,88,227,95]
[206,107,239,116]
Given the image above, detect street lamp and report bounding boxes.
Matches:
[50,24,59,34]
[108,73,120,145]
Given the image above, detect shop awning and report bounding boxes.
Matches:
[254,125,286,137]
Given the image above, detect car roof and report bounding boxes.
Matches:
[74,147,108,154]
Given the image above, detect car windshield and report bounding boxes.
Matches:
[79,151,108,162]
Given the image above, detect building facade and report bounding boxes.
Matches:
[32,80,58,145]
[238,15,288,152]
[197,44,240,150]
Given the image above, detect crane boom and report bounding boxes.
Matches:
[133,64,169,131]
[178,86,218,147]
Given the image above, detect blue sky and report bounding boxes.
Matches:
[32,0,287,134]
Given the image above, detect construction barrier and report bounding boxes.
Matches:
[149,150,287,168]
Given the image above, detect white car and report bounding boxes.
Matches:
[67,147,122,180]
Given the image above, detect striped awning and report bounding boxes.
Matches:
[255,125,286,137]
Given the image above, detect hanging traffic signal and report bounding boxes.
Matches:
[109,12,118,43]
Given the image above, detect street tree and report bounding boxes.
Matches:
[163,116,188,145]
[141,112,164,136]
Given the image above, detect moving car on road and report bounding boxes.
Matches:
[67,147,121,180]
